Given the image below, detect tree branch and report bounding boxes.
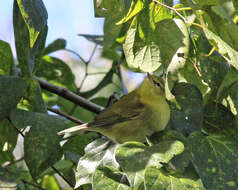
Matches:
[34,76,104,114]
[47,107,84,124]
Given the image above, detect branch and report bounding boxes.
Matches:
[51,166,74,188]
[34,76,104,114]
[22,180,46,190]
[47,107,84,124]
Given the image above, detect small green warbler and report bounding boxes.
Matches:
[58,75,170,143]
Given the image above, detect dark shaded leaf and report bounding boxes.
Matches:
[0,76,28,121]
[0,119,18,165]
[189,132,238,190]
[171,83,203,135]
[13,0,32,76]
[203,102,236,133]
[25,78,47,112]
[0,40,14,75]
[16,0,48,48]
[9,108,73,178]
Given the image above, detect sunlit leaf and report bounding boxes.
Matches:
[115,140,184,189]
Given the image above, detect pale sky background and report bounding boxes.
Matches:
[0,0,179,91]
[0,0,104,59]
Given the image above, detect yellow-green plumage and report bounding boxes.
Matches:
[58,76,170,143]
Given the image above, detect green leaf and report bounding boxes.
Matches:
[41,175,60,190]
[199,56,229,93]
[233,0,238,14]
[189,132,238,190]
[25,78,47,112]
[115,140,184,189]
[75,139,118,188]
[116,0,145,25]
[171,83,203,135]
[9,108,73,178]
[203,102,236,133]
[144,166,205,190]
[0,76,28,121]
[42,38,67,55]
[0,119,18,165]
[35,56,76,90]
[63,132,99,157]
[103,0,126,49]
[192,0,219,7]
[13,0,32,76]
[216,66,238,102]
[92,168,130,190]
[203,27,238,70]
[0,40,14,75]
[123,18,187,72]
[16,0,48,48]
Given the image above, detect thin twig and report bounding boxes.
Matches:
[22,180,46,190]
[51,166,75,188]
[64,49,87,64]
[34,76,104,114]
[87,44,98,64]
[2,157,24,168]
[47,107,84,124]
[153,0,187,22]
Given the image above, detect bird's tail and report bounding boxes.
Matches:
[58,123,89,136]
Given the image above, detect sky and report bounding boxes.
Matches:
[0,0,104,59]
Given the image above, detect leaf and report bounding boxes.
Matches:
[199,56,229,93]
[25,78,47,113]
[9,108,73,178]
[144,166,205,190]
[0,40,14,75]
[35,56,76,90]
[216,66,238,102]
[123,17,187,72]
[13,0,32,76]
[75,139,118,188]
[164,18,190,100]
[42,38,67,55]
[116,0,145,25]
[0,76,28,121]
[103,0,126,49]
[0,119,18,165]
[63,132,99,156]
[92,168,130,190]
[115,140,184,189]
[189,132,238,190]
[203,102,236,133]
[192,0,219,7]
[203,27,238,70]
[41,175,60,190]
[16,0,48,48]
[171,83,203,135]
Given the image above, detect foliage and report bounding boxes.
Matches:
[0,0,238,189]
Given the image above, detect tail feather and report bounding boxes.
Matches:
[58,123,89,136]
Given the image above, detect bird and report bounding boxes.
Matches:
[58,75,170,143]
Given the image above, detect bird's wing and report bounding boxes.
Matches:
[88,90,145,128]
